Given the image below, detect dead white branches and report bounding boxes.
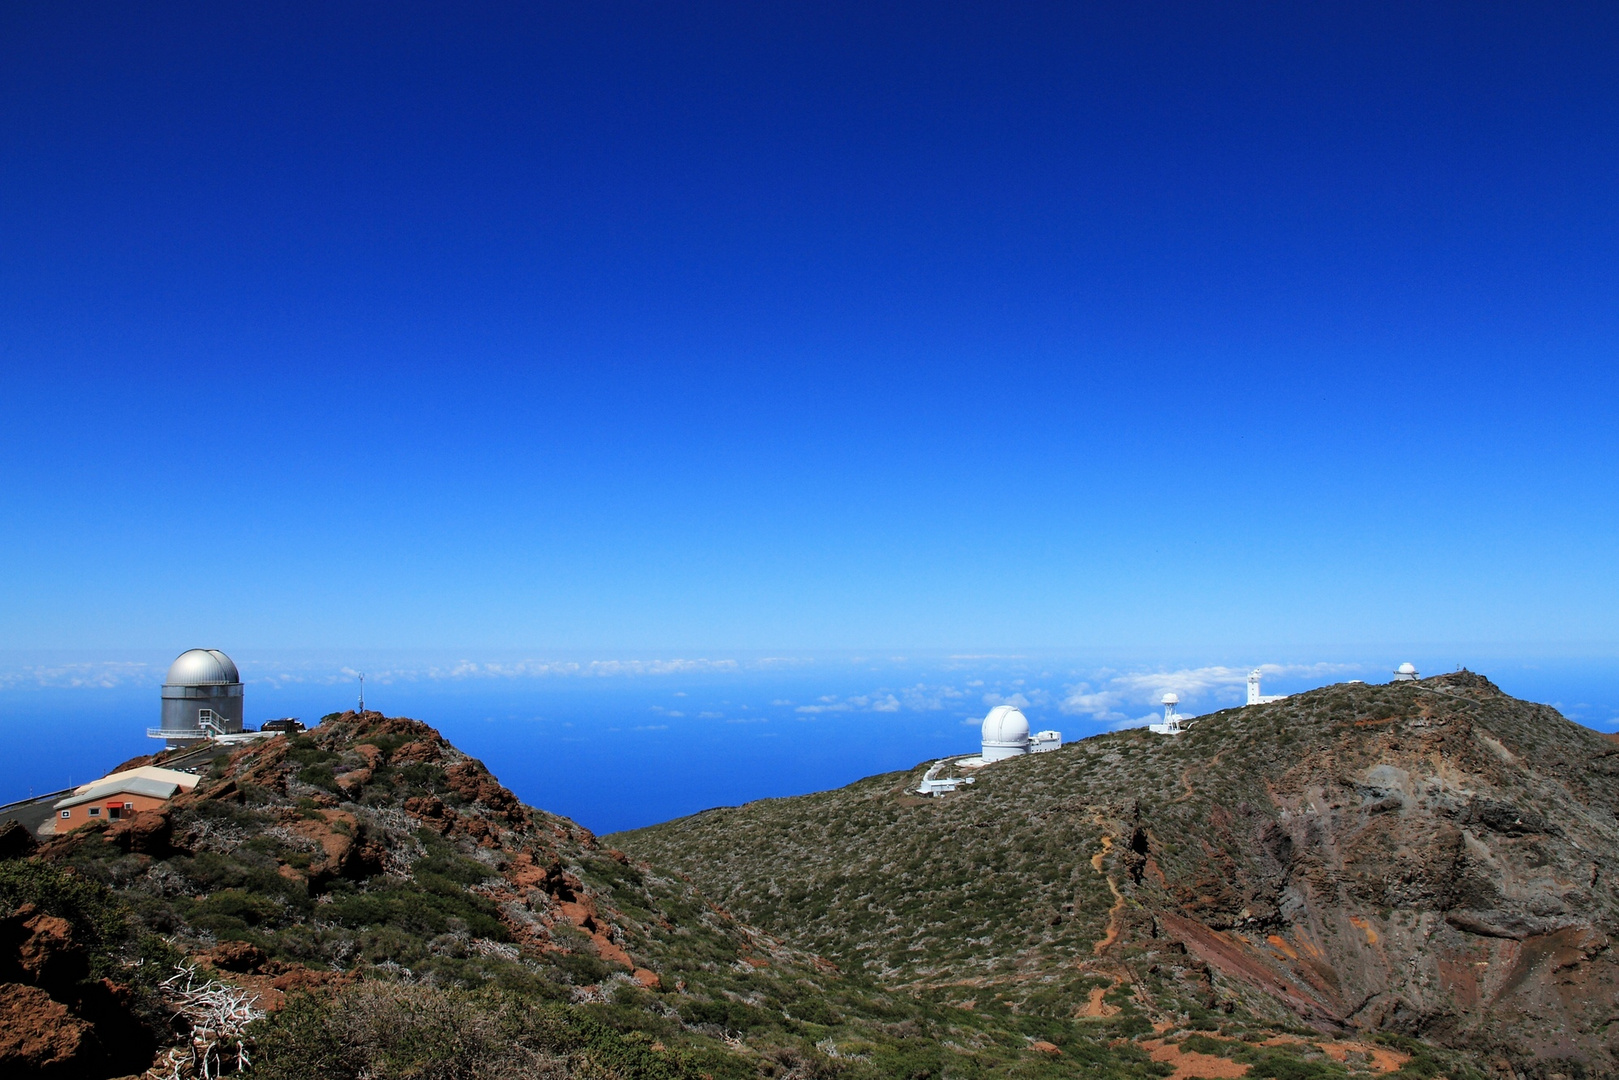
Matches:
[145,963,263,1080]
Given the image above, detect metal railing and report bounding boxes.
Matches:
[0,788,74,814]
[147,710,230,741]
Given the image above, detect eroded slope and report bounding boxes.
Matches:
[616,673,1619,1079]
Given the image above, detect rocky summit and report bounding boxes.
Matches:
[616,672,1619,1080]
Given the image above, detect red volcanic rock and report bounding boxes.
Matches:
[104,809,176,856]
[0,981,95,1074]
[392,738,442,764]
[106,752,157,774]
[284,809,384,884]
[445,760,525,822]
[0,906,87,996]
[202,941,268,973]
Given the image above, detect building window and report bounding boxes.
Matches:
[60,810,70,819]
[123,802,134,810]
[88,807,100,817]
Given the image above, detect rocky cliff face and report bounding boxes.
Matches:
[618,673,1619,1079]
[1098,671,1619,1077]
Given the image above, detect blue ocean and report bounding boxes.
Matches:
[3,651,1615,834]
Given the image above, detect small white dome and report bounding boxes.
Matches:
[1397,662,1417,675]
[1161,692,1179,705]
[981,704,1030,746]
[165,649,240,687]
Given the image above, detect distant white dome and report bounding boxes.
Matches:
[1396,662,1417,675]
[980,705,1030,762]
[165,649,240,687]
[1161,692,1179,705]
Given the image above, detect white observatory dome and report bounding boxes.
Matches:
[1161,692,1179,706]
[1397,662,1417,675]
[980,705,1031,762]
[165,649,240,687]
[981,704,1030,745]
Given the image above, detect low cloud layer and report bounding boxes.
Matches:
[0,656,1360,733]
[1060,663,1358,729]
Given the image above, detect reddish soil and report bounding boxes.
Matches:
[1076,984,1121,1018]
[1142,1039,1250,1080]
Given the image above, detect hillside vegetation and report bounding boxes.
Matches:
[4,710,1191,1080]
[616,673,1619,1080]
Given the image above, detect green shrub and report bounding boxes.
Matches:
[789,995,842,1026]
[1242,1050,1346,1080]
[192,888,284,928]
[678,997,773,1032]
[298,764,340,792]
[251,984,703,1080]
[0,858,127,976]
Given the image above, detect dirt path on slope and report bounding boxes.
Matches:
[1173,746,1231,804]
[1088,819,1128,955]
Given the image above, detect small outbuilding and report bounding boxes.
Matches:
[55,778,173,829]
[51,765,201,831]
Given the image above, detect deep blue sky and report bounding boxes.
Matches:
[3,2,1617,654]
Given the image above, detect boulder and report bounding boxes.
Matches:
[0,821,37,860]
[0,981,95,1075]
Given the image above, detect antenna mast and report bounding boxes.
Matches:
[358,672,366,715]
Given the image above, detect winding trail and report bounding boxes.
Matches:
[1088,818,1127,955]
[1173,745,1232,804]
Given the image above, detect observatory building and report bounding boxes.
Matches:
[152,649,244,747]
[1246,670,1287,706]
[979,705,1062,761]
[1149,693,1185,735]
[914,705,1062,795]
[1392,662,1420,682]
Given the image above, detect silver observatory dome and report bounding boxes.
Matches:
[155,648,245,746]
[165,649,240,686]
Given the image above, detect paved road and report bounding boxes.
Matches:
[0,798,65,837]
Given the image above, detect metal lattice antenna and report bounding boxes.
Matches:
[358,672,365,715]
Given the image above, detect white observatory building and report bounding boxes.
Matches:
[1246,670,1287,706]
[979,704,1061,761]
[152,649,244,747]
[916,704,1062,794]
[1392,662,1419,682]
[1149,693,1185,735]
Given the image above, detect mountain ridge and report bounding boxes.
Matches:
[615,672,1619,1079]
[0,708,1217,1079]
